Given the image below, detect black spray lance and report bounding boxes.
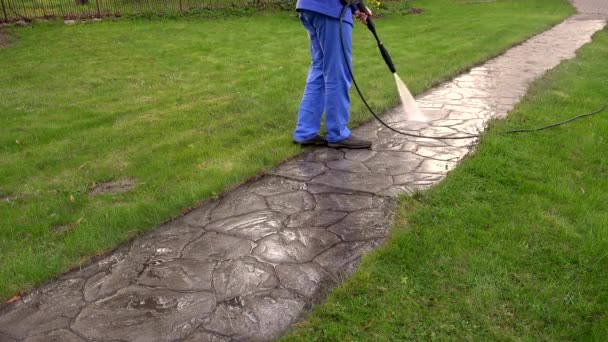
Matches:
[354,2,396,73]
[341,0,426,121]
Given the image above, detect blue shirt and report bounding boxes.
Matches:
[296,0,356,24]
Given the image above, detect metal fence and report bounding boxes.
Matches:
[0,0,291,22]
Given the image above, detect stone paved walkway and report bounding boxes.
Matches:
[571,0,608,19]
[1,2,607,342]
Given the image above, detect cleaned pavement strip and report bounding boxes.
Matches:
[1,3,606,341]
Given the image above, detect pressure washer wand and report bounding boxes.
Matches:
[356,3,396,73]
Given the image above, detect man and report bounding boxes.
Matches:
[293,0,372,149]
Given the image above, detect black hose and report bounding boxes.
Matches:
[502,102,608,134]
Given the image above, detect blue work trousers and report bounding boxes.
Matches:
[294,10,353,143]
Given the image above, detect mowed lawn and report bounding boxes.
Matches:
[0,0,573,300]
[282,29,608,341]
[1,0,264,20]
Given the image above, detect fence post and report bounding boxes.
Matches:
[95,0,100,17]
[1,0,8,22]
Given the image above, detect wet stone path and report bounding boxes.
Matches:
[1,4,607,342]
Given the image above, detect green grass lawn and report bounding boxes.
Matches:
[1,0,270,21]
[282,28,608,341]
[0,0,573,300]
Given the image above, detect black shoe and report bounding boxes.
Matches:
[327,135,371,149]
[293,134,327,146]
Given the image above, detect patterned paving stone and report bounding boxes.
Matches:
[246,176,306,196]
[0,279,85,338]
[0,332,17,342]
[276,263,337,301]
[182,232,254,261]
[416,159,458,174]
[130,223,204,260]
[372,137,419,152]
[72,286,215,341]
[270,161,328,181]
[375,122,427,137]
[343,149,377,162]
[305,182,358,195]
[138,259,214,291]
[203,289,308,341]
[364,151,424,176]
[266,191,316,215]
[314,240,384,278]
[83,265,137,303]
[1,5,606,341]
[212,257,279,302]
[414,146,466,161]
[314,192,373,212]
[326,158,371,173]
[210,189,268,222]
[378,185,415,197]
[312,169,394,193]
[328,209,392,242]
[182,202,217,227]
[23,329,85,342]
[182,329,231,342]
[205,210,287,241]
[82,224,201,302]
[301,147,345,162]
[393,172,445,186]
[59,245,131,282]
[252,228,341,264]
[286,210,348,228]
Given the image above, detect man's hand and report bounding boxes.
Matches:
[354,6,372,25]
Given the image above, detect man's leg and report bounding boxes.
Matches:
[293,11,326,144]
[317,15,352,143]
[321,15,371,149]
